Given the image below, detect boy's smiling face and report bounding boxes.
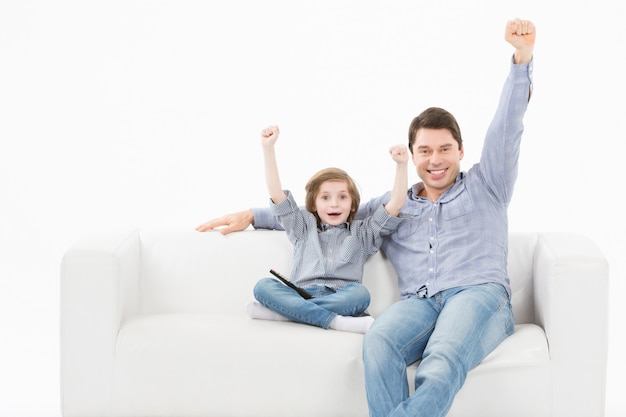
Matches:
[314,180,353,226]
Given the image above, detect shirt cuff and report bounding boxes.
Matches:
[271,190,300,216]
[373,204,403,235]
[510,55,533,99]
[251,206,278,230]
[510,55,533,83]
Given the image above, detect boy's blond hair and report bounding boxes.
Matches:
[304,168,360,226]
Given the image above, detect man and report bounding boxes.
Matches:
[197,18,535,417]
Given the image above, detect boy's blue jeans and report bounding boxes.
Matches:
[363,283,514,417]
[253,278,371,329]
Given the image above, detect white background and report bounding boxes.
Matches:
[1,1,624,416]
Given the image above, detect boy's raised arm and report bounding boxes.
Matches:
[260,125,287,205]
[384,144,409,217]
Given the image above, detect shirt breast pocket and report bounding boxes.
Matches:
[441,191,474,221]
[395,207,425,240]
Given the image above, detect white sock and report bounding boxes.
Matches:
[329,315,375,334]
[246,301,290,322]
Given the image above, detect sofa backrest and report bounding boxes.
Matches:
[137,229,538,324]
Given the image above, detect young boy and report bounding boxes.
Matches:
[247,125,408,333]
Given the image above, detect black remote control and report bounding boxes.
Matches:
[269,269,314,299]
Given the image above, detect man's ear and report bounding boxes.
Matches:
[459,146,465,160]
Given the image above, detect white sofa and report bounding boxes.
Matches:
[60,229,609,417]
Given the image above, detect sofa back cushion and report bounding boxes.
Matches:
[507,232,539,324]
[139,229,292,315]
[137,229,538,324]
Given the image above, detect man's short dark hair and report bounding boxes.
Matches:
[408,107,463,153]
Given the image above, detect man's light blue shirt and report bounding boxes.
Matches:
[253,58,533,299]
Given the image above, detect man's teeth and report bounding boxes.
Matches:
[431,170,445,175]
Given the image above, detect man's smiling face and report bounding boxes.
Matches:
[412,128,464,201]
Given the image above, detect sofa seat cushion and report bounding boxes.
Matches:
[113,314,550,417]
[445,323,552,417]
[113,313,370,417]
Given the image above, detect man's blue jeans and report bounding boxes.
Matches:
[253,278,371,329]
[362,283,514,417]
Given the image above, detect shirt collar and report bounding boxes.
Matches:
[320,222,349,231]
[409,172,466,202]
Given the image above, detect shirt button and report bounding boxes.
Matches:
[429,237,435,241]
[428,217,433,222]
[428,268,434,272]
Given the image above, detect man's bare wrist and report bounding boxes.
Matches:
[514,49,533,65]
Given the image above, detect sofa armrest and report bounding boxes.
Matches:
[60,229,141,417]
[533,232,609,417]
